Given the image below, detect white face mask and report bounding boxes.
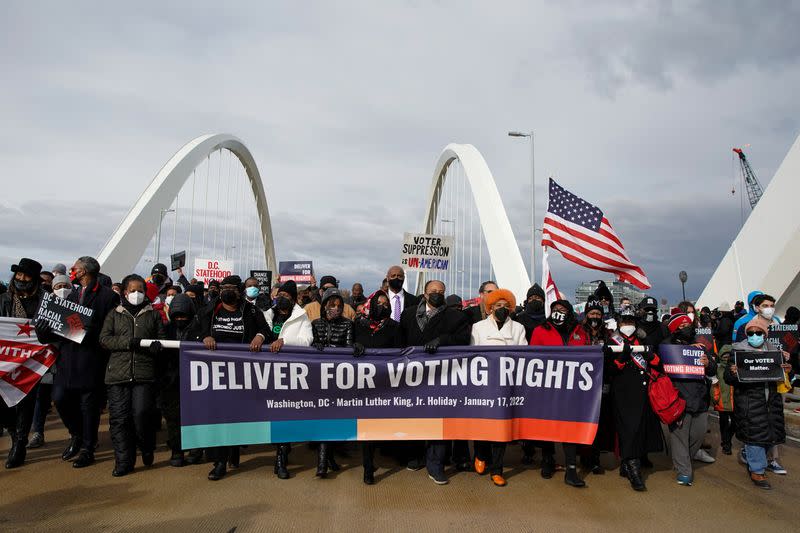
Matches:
[760,307,775,319]
[127,291,145,306]
[620,325,636,337]
[164,295,174,306]
[687,312,695,323]
[54,287,71,299]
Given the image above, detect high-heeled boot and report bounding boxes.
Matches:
[316,443,329,478]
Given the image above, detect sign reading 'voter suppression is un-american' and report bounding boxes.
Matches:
[401,233,453,272]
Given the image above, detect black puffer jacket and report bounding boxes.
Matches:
[100,303,166,385]
[724,340,787,446]
[311,317,354,347]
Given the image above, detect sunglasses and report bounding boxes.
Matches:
[745,330,765,337]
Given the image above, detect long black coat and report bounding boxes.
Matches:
[354,319,401,349]
[724,341,786,446]
[398,304,471,348]
[54,281,119,390]
[607,335,664,459]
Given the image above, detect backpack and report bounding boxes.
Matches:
[648,369,686,425]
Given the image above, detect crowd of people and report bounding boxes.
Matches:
[1,257,797,491]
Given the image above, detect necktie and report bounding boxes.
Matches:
[392,294,401,321]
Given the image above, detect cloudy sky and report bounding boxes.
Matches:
[1,1,798,302]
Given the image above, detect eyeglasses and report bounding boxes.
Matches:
[745,330,765,337]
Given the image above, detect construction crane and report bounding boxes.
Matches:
[732,147,764,209]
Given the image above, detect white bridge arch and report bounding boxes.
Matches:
[415,144,531,299]
[97,134,276,282]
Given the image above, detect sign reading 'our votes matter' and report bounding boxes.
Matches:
[401,233,453,272]
[733,350,785,383]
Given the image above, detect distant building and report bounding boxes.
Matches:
[574,279,646,307]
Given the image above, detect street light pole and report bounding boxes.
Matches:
[155,208,175,264]
[679,270,688,302]
[509,131,535,284]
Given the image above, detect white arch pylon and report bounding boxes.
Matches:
[415,143,531,300]
[97,133,277,282]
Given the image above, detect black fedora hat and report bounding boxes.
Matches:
[11,258,42,278]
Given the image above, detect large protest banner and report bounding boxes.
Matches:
[34,291,93,343]
[401,233,453,272]
[0,317,58,406]
[278,261,313,284]
[193,258,234,286]
[180,344,603,449]
[658,344,706,379]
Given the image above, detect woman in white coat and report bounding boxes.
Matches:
[263,280,313,479]
[470,288,527,487]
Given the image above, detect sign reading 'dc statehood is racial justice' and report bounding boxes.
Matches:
[400,233,453,272]
[193,259,234,286]
[658,344,707,379]
[278,261,313,284]
[34,291,94,343]
[768,323,799,353]
[733,349,785,383]
[179,344,603,449]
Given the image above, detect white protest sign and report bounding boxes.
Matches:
[193,258,235,286]
[400,233,453,272]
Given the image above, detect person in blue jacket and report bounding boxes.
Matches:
[733,291,780,342]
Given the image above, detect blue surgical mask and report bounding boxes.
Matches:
[747,333,765,348]
[245,287,260,299]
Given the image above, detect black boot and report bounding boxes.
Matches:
[564,465,586,488]
[208,461,227,481]
[185,449,204,465]
[62,435,81,461]
[619,461,628,478]
[327,453,341,472]
[316,443,329,478]
[540,454,556,479]
[5,431,27,469]
[169,450,185,467]
[275,445,290,479]
[625,459,646,491]
[228,446,240,469]
[73,450,95,468]
[363,466,376,485]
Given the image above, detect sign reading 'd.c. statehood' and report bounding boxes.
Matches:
[400,232,453,272]
[34,291,94,343]
[179,344,603,449]
[193,258,234,286]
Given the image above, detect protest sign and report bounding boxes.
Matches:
[278,261,313,284]
[694,327,715,353]
[170,251,186,271]
[658,344,707,379]
[400,233,453,272]
[180,344,603,449]
[733,349,785,382]
[767,323,799,353]
[34,291,94,343]
[0,317,58,406]
[250,270,272,294]
[193,258,234,286]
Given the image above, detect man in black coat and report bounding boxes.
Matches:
[385,265,419,323]
[399,279,471,485]
[465,280,498,325]
[514,283,546,341]
[44,256,118,468]
[636,295,669,347]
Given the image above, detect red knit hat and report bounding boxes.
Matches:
[668,312,692,333]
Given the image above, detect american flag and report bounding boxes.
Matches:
[542,178,651,290]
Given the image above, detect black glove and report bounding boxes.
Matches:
[312,341,325,351]
[129,337,142,351]
[617,341,632,363]
[642,348,655,362]
[424,337,441,354]
[149,341,163,355]
[353,343,366,358]
[35,320,53,342]
[602,344,613,357]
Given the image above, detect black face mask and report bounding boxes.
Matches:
[588,317,602,330]
[370,303,391,321]
[13,279,36,292]
[275,296,293,313]
[220,289,239,305]
[427,292,445,308]
[675,327,695,343]
[387,278,404,292]
[300,295,312,305]
[550,310,566,325]
[152,274,166,285]
[494,307,510,323]
[526,300,544,314]
[208,290,219,299]
[173,318,189,330]
[643,311,657,323]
